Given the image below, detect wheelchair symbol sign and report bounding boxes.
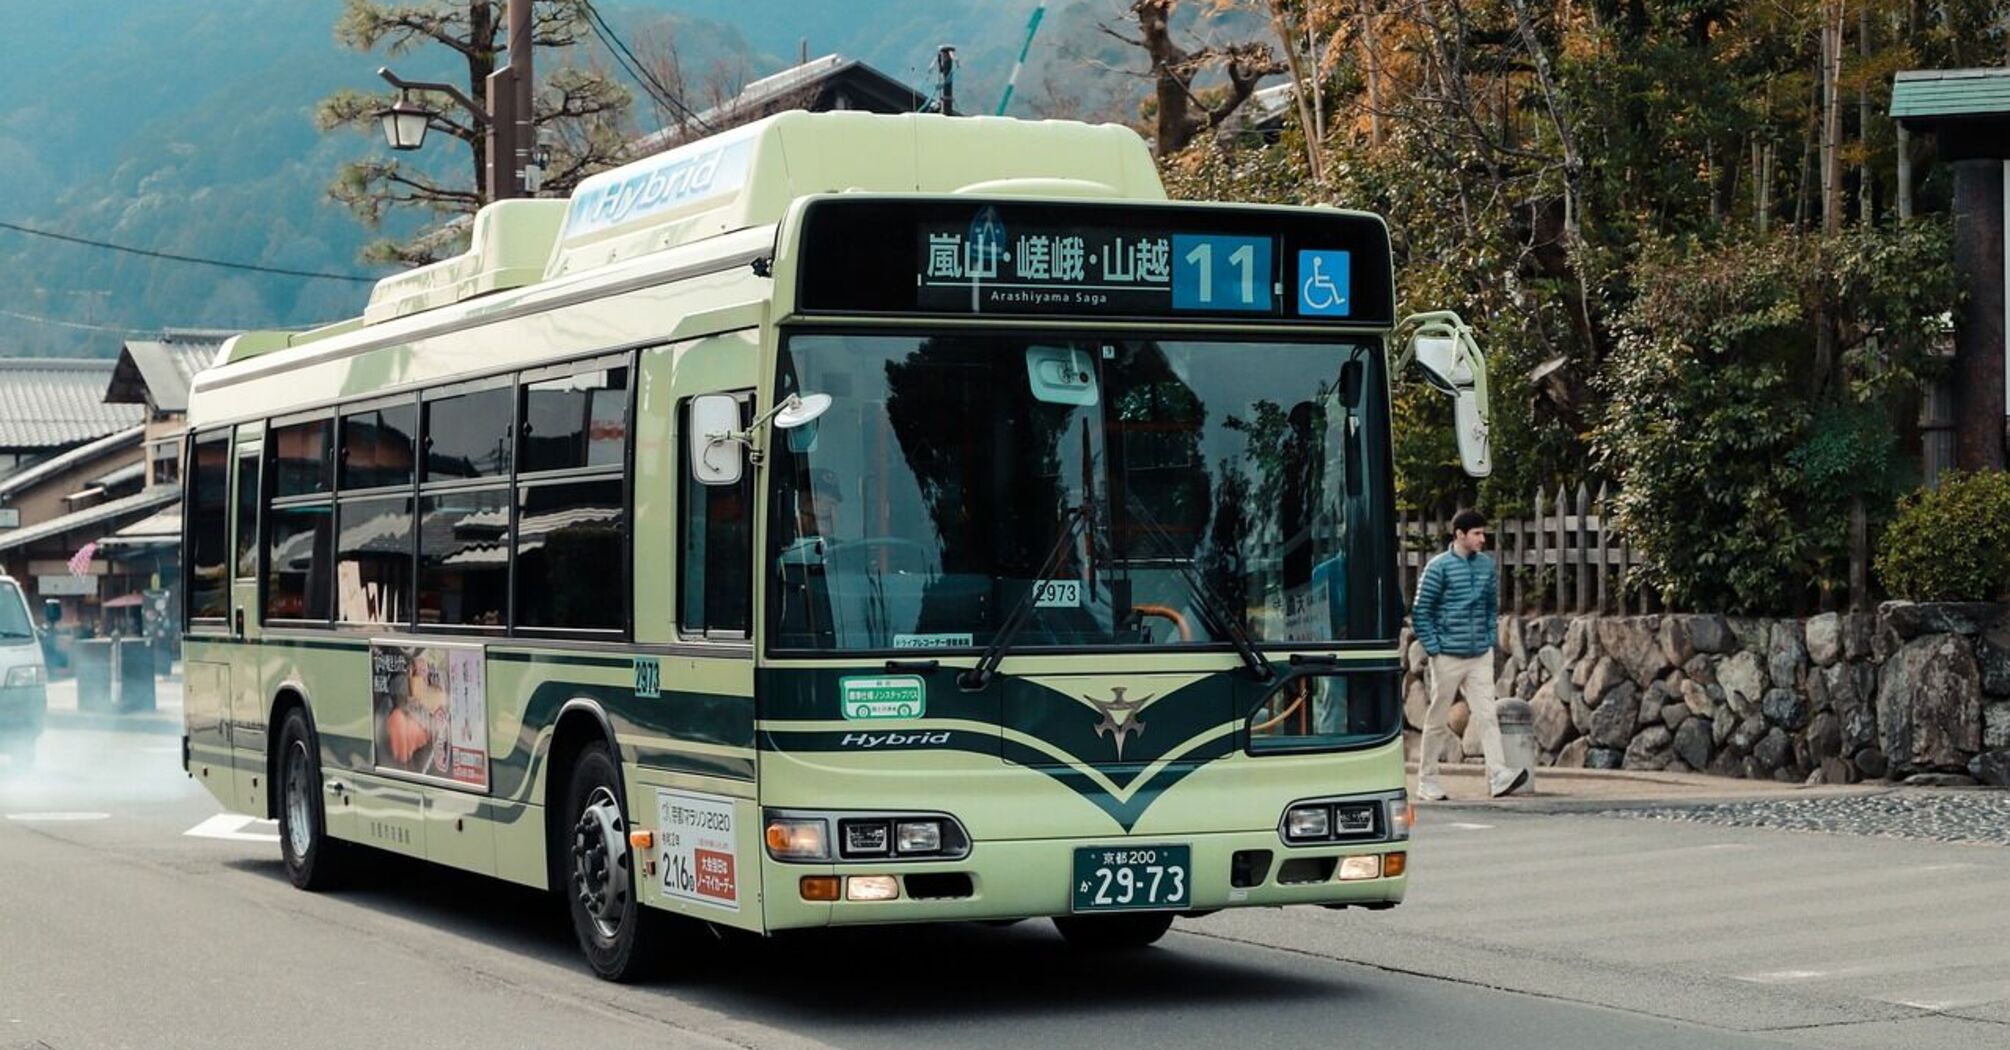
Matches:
[1296,250,1351,317]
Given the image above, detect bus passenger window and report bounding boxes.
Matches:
[417,489,509,627]
[335,496,413,625]
[424,385,513,481]
[185,433,231,622]
[521,367,629,474]
[266,503,333,621]
[516,478,625,631]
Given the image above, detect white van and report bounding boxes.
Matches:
[0,573,47,766]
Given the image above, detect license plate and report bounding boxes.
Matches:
[1071,845,1191,912]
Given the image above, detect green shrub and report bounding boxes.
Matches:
[1876,471,2010,602]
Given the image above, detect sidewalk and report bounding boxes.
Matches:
[42,672,184,736]
[1408,759,1886,811]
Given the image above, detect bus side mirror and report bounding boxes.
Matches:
[1399,312,1491,478]
[689,395,745,486]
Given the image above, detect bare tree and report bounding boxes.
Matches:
[314,1,633,266]
[1103,0,1288,157]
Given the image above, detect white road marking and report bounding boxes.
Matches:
[183,813,280,844]
[5,811,111,822]
[1446,822,1494,830]
[1736,969,1833,984]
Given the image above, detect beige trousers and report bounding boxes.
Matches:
[1419,652,1506,779]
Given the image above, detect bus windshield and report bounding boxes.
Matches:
[768,330,1394,654]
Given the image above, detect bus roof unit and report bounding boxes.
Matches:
[217,111,1163,366]
[544,110,1165,280]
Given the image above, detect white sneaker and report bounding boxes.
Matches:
[1489,768,1531,798]
[1416,778,1447,802]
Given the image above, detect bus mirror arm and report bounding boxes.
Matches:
[1395,310,1492,479]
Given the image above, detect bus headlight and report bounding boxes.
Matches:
[895,820,942,854]
[1284,805,1331,841]
[765,817,830,860]
[5,665,43,688]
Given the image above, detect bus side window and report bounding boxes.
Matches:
[679,394,753,638]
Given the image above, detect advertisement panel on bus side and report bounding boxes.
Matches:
[369,642,488,790]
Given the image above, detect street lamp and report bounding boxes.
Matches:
[378,92,434,152]
[368,0,534,201]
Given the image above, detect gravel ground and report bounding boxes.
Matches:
[1592,788,2010,847]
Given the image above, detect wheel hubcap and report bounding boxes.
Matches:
[572,786,628,940]
[284,740,312,859]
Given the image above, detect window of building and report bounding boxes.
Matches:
[679,394,753,637]
[185,432,231,622]
[149,437,181,486]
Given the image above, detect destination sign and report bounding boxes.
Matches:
[795,199,1393,325]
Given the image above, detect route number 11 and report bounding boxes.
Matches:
[1171,234,1273,312]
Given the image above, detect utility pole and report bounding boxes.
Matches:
[487,0,532,201]
[935,45,957,116]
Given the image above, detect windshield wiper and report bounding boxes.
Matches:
[959,502,1093,692]
[1120,493,1274,683]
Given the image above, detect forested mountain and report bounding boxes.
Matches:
[0,0,1163,358]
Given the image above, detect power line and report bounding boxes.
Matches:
[577,0,715,133]
[0,219,376,283]
[0,308,188,337]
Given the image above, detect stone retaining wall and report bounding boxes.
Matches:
[1399,602,2010,786]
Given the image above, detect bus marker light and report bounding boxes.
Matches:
[1337,854,1381,881]
[1383,851,1407,877]
[895,820,941,854]
[846,875,900,901]
[767,818,830,860]
[629,830,655,850]
[800,876,841,901]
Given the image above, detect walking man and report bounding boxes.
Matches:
[1413,509,1526,800]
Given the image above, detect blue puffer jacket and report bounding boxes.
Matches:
[1412,545,1498,658]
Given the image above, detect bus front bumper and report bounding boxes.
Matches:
[756,829,1407,930]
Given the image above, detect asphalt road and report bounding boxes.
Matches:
[3,711,2005,1050]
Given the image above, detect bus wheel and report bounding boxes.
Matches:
[1051,912,1175,951]
[275,707,347,891]
[564,742,658,982]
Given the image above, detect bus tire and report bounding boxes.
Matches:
[1051,912,1175,951]
[563,741,659,982]
[275,706,348,891]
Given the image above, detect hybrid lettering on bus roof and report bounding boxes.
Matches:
[561,131,755,239]
[797,198,1393,324]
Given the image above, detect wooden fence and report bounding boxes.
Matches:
[1397,483,1645,615]
[1397,483,1873,615]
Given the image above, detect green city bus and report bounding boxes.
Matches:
[181,110,1491,980]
